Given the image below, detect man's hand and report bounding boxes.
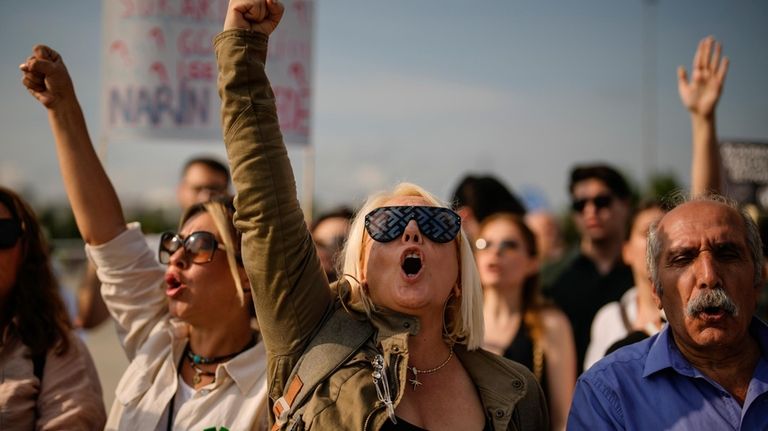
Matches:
[224,0,284,34]
[677,36,729,119]
[19,45,75,109]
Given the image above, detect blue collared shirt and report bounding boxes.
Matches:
[568,318,768,431]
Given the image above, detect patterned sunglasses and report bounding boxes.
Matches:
[364,206,461,243]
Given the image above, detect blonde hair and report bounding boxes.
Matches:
[340,183,485,350]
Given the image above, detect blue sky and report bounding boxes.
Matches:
[2,0,767,214]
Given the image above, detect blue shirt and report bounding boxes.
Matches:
[568,318,768,431]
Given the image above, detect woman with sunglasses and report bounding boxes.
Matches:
[474,213,576,431]
[20,46,269,430]
[214,1,548,429]
[0,186,106,430]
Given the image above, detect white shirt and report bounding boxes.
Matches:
[584,287,638,371]
[87,223,269,431]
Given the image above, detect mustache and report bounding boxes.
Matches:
[686,287,739,317]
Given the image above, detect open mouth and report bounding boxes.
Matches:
[164,273,185,297]
[401,250,423,279]
[702,306,725,317]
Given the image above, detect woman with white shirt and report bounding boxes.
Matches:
[20,45,269,431]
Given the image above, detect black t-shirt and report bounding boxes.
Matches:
[544,251,633,374]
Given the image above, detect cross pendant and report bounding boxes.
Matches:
[193,371,202,385]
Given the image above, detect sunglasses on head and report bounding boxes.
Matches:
[364,206,461,244]
[159,231,226,265]
[474,238,522,253]
[571,194,614,213]
[0,219,22,249]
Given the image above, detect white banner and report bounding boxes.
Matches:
[101,0,313,145]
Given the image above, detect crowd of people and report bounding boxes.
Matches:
[2,0,767,430]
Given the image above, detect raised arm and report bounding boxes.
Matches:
[677,36,729,195]
[215,0,332,364]
[20,46,125,245]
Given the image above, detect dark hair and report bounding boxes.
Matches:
[181,156,231,186]
[311,207,354,233]
[451,175,526,221]
[569,164,631,200]
[0,186,71,357]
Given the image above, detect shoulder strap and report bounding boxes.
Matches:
[272,305,375,430]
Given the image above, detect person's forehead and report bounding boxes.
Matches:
[659,201,745,249]
[181,212,219,238]
[383,196,433,207]
[313,217,349,239]
[572,178,612,197]
[632,207,664,234]
[482,219,524,241]
[183,163,227,184]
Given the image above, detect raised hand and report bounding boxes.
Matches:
[19,45,76,109]
[224,0,284,34]
[677,36,729,119]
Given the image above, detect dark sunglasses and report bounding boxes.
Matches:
[571,194,614,213]
[0,219,22,249]
[364,206,461,244]
[158,231,226,265]
[474,238,522,253]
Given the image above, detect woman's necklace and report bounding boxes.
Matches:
[408,345,454,390]
[185,335,257,385]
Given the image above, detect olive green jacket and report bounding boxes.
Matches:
[214,29,549,431]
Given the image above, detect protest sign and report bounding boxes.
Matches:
[101,0,312,145]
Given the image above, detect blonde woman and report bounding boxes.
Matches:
[213,1,548,429]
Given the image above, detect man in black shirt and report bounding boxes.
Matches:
[545,164,633,374]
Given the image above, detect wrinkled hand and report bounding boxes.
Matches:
[19,45,75,109]
[677,36,729,118]
[224,0,284,34]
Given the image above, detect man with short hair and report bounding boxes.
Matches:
[545,164,634,372]
[176,156,230,211]
[568,195,768,430]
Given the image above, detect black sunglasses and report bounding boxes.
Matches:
[159,231,226,265]
[364,206,461,244]
[0,219,22,249]
[474,238,522,253]
[571,194,614,213]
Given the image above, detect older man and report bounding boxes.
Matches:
[568,195,768,430]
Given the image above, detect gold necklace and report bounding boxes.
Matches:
[408,345,454,390]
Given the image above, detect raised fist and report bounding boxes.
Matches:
[19,45,75,109]
[224,0,284,34]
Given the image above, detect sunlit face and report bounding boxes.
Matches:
[164,212,247,326]
[0,203,22,303]
[571,178,629,242]
[653,201,759,353]
[475,218,537,291]
[623,207,664,282]
[361,196,459,317]
[176,163,229,211]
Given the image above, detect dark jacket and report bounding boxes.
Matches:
[214,29,549,431]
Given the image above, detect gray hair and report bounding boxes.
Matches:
[647,193,765,297]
